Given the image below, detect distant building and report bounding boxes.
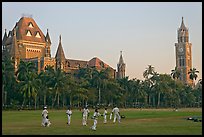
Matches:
[2,16,125,79]
[175,17,193,85]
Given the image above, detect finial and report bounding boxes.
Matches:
[120,51,122,55]
[59,35,61,42]
[5,29,7,33]
[47,29,49,32]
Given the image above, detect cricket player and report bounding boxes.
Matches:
[66,107,72,126]
[82,106,90,126]
[41,106,51,127]
[111,105,121,123]
[103,107,108,123]
[91,108,101,131]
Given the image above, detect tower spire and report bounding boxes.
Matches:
[180,16,187,31]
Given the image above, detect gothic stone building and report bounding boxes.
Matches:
[175,17,193,85]
[2,16,126,79]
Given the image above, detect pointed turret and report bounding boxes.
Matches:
[2,29,8,49]
[179,17,187,31]
[45,29,51,44]
[10,28,20,71]
[177,17,189,43]
[55,35,66,70]
[119,51,124,65]
[117,51,125,79]
[10,28,20,58]
[45,29,51,57]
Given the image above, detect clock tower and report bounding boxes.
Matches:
[175,17,193,85]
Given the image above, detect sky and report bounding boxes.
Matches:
[2,2,202,83]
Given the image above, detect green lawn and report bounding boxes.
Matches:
[2,108,202,135]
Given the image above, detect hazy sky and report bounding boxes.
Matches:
[2,2,202,82]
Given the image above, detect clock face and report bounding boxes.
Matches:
[179,47,183,52]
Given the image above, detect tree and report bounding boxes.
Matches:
[16,61,38,109]
[50,68,66,108]
[92,68,109,105]
[2,55,15,107]
[188,68,199,87]
[171,67,181,80]
[143,65,155,79]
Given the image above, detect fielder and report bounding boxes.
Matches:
[66,107,72,126]
[90,108,101,131]
[111,105,121,123]
[103,107,108,124]
[82,106,90,126]
[41,106,51,127]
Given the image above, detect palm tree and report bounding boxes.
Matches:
[188,68,199,86]
[143,65,155,79]
[2,55,15,106]
[16,60,38,109]
[50,68,66,108]
[92,68,109,105]
[171,67,181,80]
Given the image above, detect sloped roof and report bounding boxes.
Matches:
[67,59,88,68]
[88,57,110,69]
[13,17,46,43]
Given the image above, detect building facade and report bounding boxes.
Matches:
[2,16,125,79]
[175,17,193,85]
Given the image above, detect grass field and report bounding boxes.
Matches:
[2,108,202,135]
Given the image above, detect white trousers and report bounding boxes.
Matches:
[67,115,71,125]
[82,115,88,125]
[42,117,51,127]
[104,115,107,123]
[91,119,97,130]
[113,113,121,123]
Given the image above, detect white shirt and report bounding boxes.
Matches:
[83,108,90,116]
[42,109,48,118]
[66,109,72,116]
[112,107,119,115]
[93,111,100,120]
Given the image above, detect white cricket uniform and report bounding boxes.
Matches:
[112,107,121,123]
[91,111,100,130]
[103,110,108,123]
[66,109,72,125]
[41,109,51,127]
[82,108,90,126]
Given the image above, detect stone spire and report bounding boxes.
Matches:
[178,17,189,43]
[10,28,20,58]
[179,17,188,31]
[117,51,125,79]
[119,51,124,65]
[10,28,20,72]
[45,29,51,44]
[45,29,51,57]
[2,29,8,49]
[55,35,66,70]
